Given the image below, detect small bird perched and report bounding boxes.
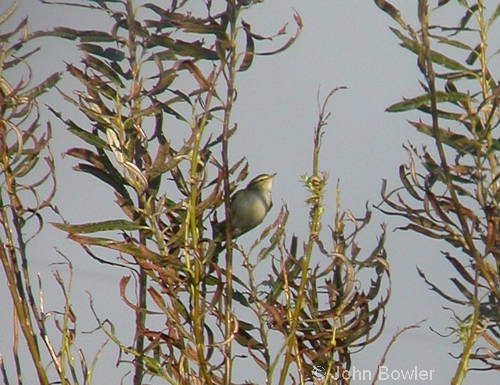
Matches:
[216,173,276,240]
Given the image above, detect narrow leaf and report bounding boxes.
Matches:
[386,91,469,112]
[20,72,61,100]
[390,27,470,71]
[80,43,125,62]
[399,164,422,201]
[408,120,475,155]
[450,278,473,301]
[397,223,445,238]
[465,43,481,66]
[257,11,302,56]
[75,163,131,201]
[238,20,255,72]
[68,124,109,149]
[373,0,405,27]
[456,4,479,33]
[434,35,472,51]
[488,3,500,30]
[417,267,467,304]
[437,0,452,6]
[65,148,105,169]
[181,60,211,90]
[445,253,475,285]
[52,219,147,234]
[0,0,18,25]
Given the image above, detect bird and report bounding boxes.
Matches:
[216,173,276,240]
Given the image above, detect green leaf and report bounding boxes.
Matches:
[69,124,109,149]
[390,27,470,72]
[32,27,117,42]
[66,62,91,87]
[80,43,125,62]
[445,253,475,284]
[465,43,481,66]
[428,48,469,72]
[65,148,105,169]
[238,20,255,72]
[83,53,124,85]
[398,223,446,239]
[456,4,479,33]
[148,287,169,313]
[66,234,172,265]
[52,219,147,234]
[20,72,62,100]
[408,120,476,155]
[373,0,405,27]
[233,290,250,308]
[158,102,188,122]
[75,164,131,202]
[486,139,500,157]
[417,267,466,304]
[450,277,473,300]
[434,35,472,51]
[3,46,41,70]
[172,297,190,321]
[399,164,422,201]
[234,328,264,350]
[143,5,224,35]
[0,0,18,26]
[416,105,464,121]
[145,49,177,62]
[48,106,109,149]
[386,91,469,112]
[60,117,109,149]
[148,67,177,96]
[488,3,500,30]
[257,12,302,56]
[437,0,452,7]
[147,35,218,60]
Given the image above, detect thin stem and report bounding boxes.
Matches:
[418,3,494,384]
[187,60,220,385]
[278,87,345,385]
[122,1,147,384]
[0,204,49,385]
[420,2,499,301]
[219,2,239,384]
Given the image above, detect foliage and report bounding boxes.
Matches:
[375,0,500,383]
[0,1,103,384]
[0,1,392,384]
[38,1,390,384]
[260,89,390,385]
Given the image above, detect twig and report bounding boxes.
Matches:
[371,320,426,385]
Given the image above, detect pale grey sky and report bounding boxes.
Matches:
[1,0,499,384]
